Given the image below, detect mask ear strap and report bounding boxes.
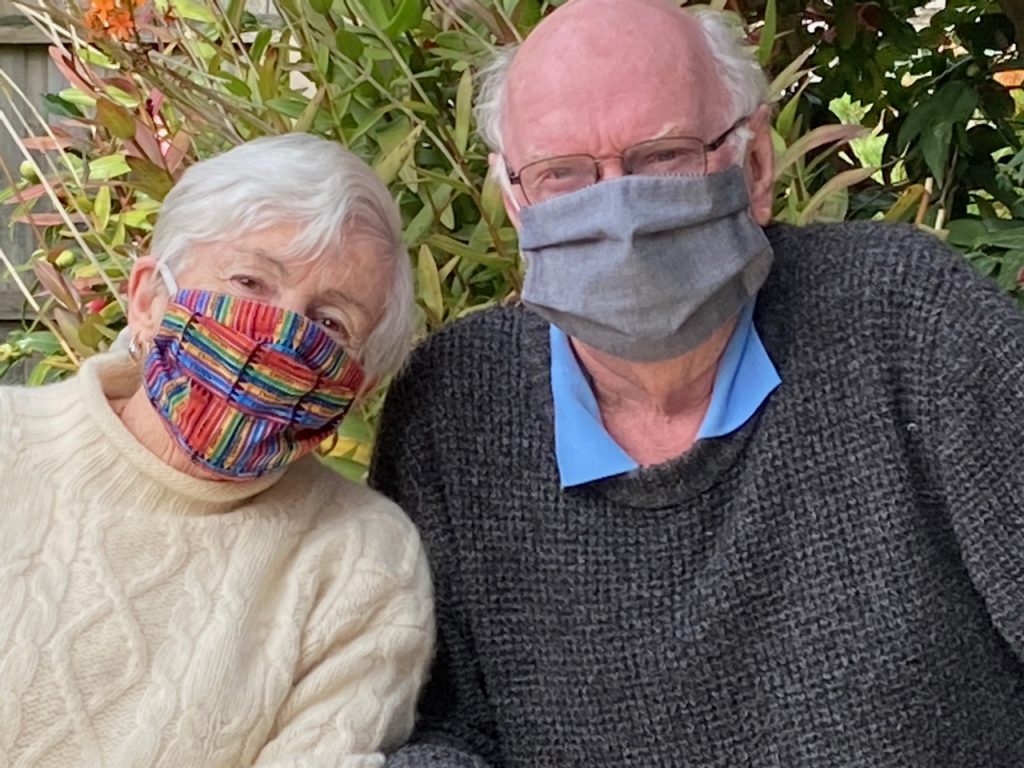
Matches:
[157,261,179,294]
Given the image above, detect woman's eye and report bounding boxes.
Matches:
[318,316,350,340]
[232,275,265,292]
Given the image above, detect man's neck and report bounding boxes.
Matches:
[571,317,737,466]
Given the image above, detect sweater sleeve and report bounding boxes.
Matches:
[922,245,1024,664]
[369,353,499,768]
[253,509,435,768]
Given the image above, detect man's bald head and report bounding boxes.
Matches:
[475,0,767,157]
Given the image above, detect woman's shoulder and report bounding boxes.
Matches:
[0,376,81,444]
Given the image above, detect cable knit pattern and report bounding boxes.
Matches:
[372,222,1024,767]
[0,352,434,768]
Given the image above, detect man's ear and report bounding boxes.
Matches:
[489,152,522,229]
[744,103,776,226]
[127,256,171,343]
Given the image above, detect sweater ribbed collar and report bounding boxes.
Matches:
[74,351,283,512]
[519,284,780,511]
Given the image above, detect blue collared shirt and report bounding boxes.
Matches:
[550,301,781,487]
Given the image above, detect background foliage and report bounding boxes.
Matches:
[1,0,1022,478]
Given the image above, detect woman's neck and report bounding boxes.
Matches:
[111,389,222,481]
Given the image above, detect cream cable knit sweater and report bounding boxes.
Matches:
[0,352,434,768]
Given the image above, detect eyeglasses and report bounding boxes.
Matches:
[506,117,749,204]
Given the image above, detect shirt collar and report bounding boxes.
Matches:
[549,300,780,488]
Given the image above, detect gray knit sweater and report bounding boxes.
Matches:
[370,222,1024,767]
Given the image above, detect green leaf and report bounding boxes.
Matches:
[996,250,1024,292]
[294,89,326,133]
[251,28,273,63]
[417,244,444,323]
[170,0,217,23]
[768,47,814,101]
[775,81,808,140]
[43,94,84,119]
[897,80,978,153]
[126,157,174,201]
[454,68,473,154]
[335,29,364,60]
[797,166,877,226]
[775,124,867,179]
[374,125,422,185]
[266,98,309,119]
[308,0,332,14]
[93,186,111,231]
[882,184,925,222]
[426,234,509,269]
[87,154,131,181]
[919,121,953,184]
[58,88,96,108]
[383,0,423,37]
[977,228,1024,250]
[104,86,139,109]
[945,218,989,248]
[96,99,137,141]
[318,453,368,482]
[757,0,776,67]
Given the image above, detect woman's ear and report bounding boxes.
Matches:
[744,103,776,226]
[127,257,171,343]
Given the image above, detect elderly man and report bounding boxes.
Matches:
[371,0,1024,765]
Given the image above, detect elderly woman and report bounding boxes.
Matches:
[0,134,432,766]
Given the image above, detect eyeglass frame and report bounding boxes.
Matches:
[505,116,750,204]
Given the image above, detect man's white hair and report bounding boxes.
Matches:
[474,7,769,154]
[149,133,413,379]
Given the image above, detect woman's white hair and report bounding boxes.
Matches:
[149,133,413,379]
[474,7,769,154]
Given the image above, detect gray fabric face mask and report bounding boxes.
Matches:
[517,165,774,362]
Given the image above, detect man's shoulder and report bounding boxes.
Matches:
[767,220,961,278]
[764,220,997,318]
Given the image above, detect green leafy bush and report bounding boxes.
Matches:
[1,0,1021,478]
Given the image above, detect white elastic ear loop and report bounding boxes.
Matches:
[157,261,179,294]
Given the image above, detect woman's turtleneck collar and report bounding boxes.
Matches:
[73,351,283,514]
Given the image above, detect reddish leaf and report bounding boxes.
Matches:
[20,135,73,151]
[163,130,192,175]
[14,212,87,226]
[48,46,97,96]
[33,258,79,310]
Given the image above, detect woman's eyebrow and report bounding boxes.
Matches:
[323,288,372,316]
[240,249,288,276]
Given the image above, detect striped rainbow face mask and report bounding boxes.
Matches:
[143,286,365,480]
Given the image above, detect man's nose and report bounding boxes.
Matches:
[596,156,628,181]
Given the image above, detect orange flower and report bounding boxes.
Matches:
[105,7,135,39]
[82,0,139,40]
[83,7,106,33]
[88,0,116,21]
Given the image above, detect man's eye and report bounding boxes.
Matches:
[652,149,684,163]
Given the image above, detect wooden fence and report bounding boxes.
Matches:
[1,0,60,376]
